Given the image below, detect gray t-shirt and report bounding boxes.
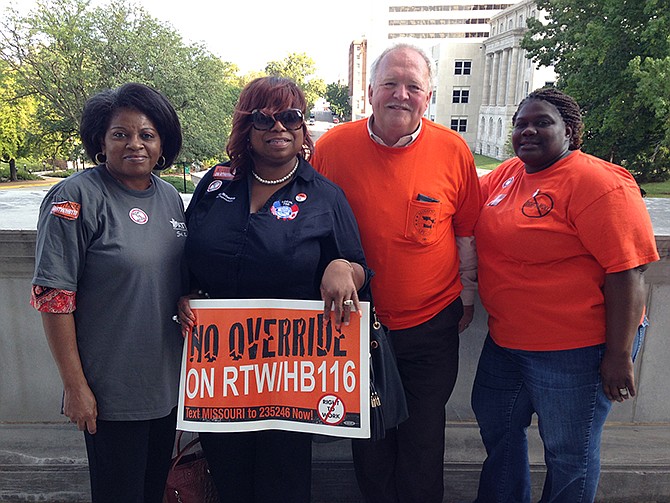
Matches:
[33,165,187,420]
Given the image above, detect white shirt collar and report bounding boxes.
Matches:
[367,116,422,148]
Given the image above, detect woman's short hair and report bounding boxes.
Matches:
[514,87,584,150]
[79,82,182,169]
[227,76,314,178]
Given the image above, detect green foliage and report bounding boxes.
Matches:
[325,83,351,121]
[160,174,195,194]
[0,0,241,165]
[0,167,40,182]
[265,53,326,111]
[47,170,76,178]
[523,0,670,182]
[0,60,40,180]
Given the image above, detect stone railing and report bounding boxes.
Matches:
[1,230,668,423]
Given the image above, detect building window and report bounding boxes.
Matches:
[452,88,470,103]
[454,60,472,75]
[450,117,467,132]
[389,5,517,13]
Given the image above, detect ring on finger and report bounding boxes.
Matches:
[343,299,354,309]
[619,387,629,396]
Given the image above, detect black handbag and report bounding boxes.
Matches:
[369,304,409,440]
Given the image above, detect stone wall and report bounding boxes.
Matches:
[1,230,668,423]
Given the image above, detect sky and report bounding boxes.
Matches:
[1,0,384,83]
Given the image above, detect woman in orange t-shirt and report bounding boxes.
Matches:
[472,88,659,503]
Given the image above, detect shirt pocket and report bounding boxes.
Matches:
[404,200,442,245]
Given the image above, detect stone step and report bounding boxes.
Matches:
[0,423,668,502]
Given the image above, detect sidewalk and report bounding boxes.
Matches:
[0,177,60,190]
[1,422,668,502]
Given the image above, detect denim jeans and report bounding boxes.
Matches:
[471,336,612,503]
[631,316,648,362]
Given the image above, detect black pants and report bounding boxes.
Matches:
[199,429,312,503]
[352,299,463,503]
[84,407,177,503]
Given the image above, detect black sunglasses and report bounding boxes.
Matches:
[250,108,304,131]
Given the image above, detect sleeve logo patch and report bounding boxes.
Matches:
[213,165,234,180]
[50,201,81,220]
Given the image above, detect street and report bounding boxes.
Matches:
[2,132,669,236]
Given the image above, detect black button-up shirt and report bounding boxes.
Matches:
[185,158,368,300]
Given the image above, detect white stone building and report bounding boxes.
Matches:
[477,0,556,159]
[386,1,518,41]
[346,0,556,156]
[349,39,369,120]
[428,41,486,147]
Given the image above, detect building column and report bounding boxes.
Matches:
[490,51,500,105]
[497,49,510,106]
[506,46,520,104]
[483,53,493,106]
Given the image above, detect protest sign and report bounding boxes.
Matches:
[177,299,370,438]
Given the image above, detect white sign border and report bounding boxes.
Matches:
[176,298,371,439]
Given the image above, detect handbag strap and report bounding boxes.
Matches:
[170,431,203,469]
[370,305,382,350]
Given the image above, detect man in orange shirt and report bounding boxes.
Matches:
[311,42,481,503]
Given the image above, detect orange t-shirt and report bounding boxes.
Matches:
[312,118,482,330]
[475,150,659,350]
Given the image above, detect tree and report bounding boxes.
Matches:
[0,0,241,165]
[325,82,351,121]
[265,53,326,111]
[0,61,38,180]
[523,0,670,182]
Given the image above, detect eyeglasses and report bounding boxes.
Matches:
[250,109,304,131]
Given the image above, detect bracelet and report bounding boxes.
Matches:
[331,258,354,272]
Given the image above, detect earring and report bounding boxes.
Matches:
[94,152,106,164]
[155,156,167,169]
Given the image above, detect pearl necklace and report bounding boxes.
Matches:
[251,158,299,185]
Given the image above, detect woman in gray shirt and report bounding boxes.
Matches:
[31,83,186,503]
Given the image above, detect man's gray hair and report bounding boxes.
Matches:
[369,40,436,89]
